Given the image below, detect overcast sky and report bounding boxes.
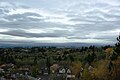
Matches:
[0,0,120,45]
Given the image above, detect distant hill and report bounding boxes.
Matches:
[0,42,113,48]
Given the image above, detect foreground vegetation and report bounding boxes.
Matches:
[0,35,120,80]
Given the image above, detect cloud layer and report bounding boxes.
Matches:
[0,0,120,45]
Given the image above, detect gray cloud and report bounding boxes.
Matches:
[0,0,120,45]
[4,12,43,22]
[0,29,71,38]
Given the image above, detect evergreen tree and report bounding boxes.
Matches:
[114,34,120,57]
[46,57,51,74]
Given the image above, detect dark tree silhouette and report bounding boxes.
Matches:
[114,34,120,57]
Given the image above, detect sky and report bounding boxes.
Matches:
[0,0,120,46]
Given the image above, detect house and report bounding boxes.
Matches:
[66,68,72,74]
[18,67,30,75]
[0,63,15,70]
[0,63,15,74]
[0,68,4,73]
[50,64,59,73]
[88,65,94,73]
[39,67,49,75]
[44,68,49,75]
[0,77,6,80]
[59,67,66,74]
[57,66,75,80]
[66,74,75,79]
[58,66,72,74]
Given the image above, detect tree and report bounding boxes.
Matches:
[105,34,120,79]
[93,60,109,80]
[110,34,120,79]
[84,53,96,64]
[34,56,37,65]
[46,57,51,74]
[31,65,39,78]
[105,48,114,59]
[69,54,74,62]
[114,34,120,57]
[72,61,82,79]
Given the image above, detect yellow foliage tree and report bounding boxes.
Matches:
[82,65,93,80]
[105,48,114,59]
[93,60,110,80]
[72,61,82,78]
[111,56,120,80]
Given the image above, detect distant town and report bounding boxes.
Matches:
[0,35,120,80]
